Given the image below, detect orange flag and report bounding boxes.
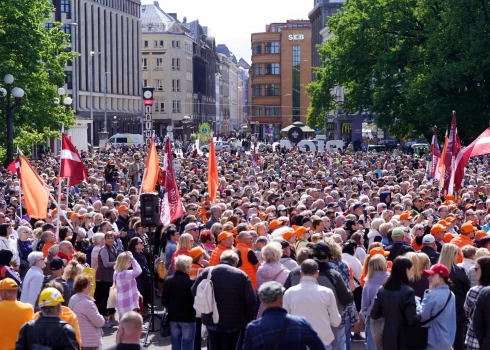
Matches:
[142,138,159,193]
[20,155,49,219]
[208,139,219,203]
[438,133,449,189]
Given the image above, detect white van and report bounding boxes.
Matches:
[108,133,143,146]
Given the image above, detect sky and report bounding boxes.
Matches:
[141,0,315,63]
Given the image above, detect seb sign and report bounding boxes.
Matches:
[288,34,305,41]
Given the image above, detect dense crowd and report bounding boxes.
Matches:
[1,140,490,350]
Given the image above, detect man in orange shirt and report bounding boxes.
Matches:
[450,222,477,264]
[209,232,234,266]
[0,278,34,350]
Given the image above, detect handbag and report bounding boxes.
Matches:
[107,281,117,309]
[155,257,168,279]
[400,291,452,350]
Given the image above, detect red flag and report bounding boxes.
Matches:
[20,155,48,219]
[443,112,457,196]
[7,156,21,183]
[447,130,461,194]
[60,134,88,185]
[160,138,184,225]
[453,127,490,192]
[141,137,159,192]
[430,126,441,179]
[207,139,218,203]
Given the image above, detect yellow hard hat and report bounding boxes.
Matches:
[38,287,64,307]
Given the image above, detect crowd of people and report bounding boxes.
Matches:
[1,138,490,349]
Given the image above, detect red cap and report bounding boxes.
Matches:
[423,263,450,277]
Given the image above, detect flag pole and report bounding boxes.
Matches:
[16,146,22,222]
[57,126,64,237]
[66,177,70,208]
[136,167,148,204]
[43,185,74,232]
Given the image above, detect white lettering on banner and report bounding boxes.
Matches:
[288,34,305,41]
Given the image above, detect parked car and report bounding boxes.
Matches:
[200,141,231,152]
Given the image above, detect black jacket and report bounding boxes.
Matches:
[284,258,353,313]
[370,284,419,350]
[473,286,490,349]
[15,315,79,350]
[384,242,415,262]
[420,246,440,266]
[449,265,471,323]
[161,271,196,322]
[134,251,151,291]
[191,262,256,329]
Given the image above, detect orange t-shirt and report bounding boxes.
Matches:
[450,234,474,264]
[42,241,55,258]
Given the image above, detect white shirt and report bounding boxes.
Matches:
[283,276,341,346]
[342,253,363,287]
[0,236,20,267]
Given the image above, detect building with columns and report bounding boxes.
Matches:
[45,0,143,148]
[140,2,194,139]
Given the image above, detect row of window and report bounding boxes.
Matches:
[152,100,181,113]
[253,42,280,55]
[253,106,280,116]
[142,79,181,92]
[252,63,280,76]
[253,84,280,96]
[141,57,180,70]
[143,40,181,49]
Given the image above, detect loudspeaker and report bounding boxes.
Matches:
[140,193,160,227]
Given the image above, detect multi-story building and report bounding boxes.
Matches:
[309,0,344,79]
[182,20,217,127]
[217,53,230,133]
[229,63,240,131]
[140,3,194,139]
[250,20,312,139]
[45,0,143,148]
[238,66,250,128]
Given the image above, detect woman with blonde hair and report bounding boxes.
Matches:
[254,222,268,237]
[360,243,390,287]
[361,255,389,350]
[438,243,471,350]
[170,233,193,272]
[63,260,83,294]
[114,251,142,320]
[406,252,430,299]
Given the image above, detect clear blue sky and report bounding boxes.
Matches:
[142,0,315,63]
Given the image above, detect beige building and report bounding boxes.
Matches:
[141,2,194,138]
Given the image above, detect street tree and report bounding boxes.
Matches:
[306,0,490,142]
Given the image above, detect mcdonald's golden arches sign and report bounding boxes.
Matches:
[342,123,351,133]
[326,123,335,130]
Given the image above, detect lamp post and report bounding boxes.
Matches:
[0,74,24,166]
[56,87,73,152]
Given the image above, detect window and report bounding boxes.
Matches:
[142,58,147,69]
[156,79,163,91]
[176,80,180,92]
[265,84,280,96]
[154,40,158,48]
[61,24,71,36]
[155,102,159,112]
[144,40,148,48]
[172,40,180,48]
[265,42,279,54]
[253,64,262,76]
[172,58,180,71]
[292,45,301,122]
[60,0,70,13]
[253,85,262,96]
[253,106,263,116]
[172,79,180,92]
[143,79,148,87]
[265,63,280,75]
[44,23,55,30]
[172,100,181,113]
[159,40,164,48]
[155,57,163,69]
[265,106,280,116]
[65,71,72,90]
[253,43,262,55]
[160,102,165,112]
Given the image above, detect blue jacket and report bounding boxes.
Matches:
[242,307,326,350]
[417,285,456,350]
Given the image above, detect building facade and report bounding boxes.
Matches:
[46,0,143,148]
[217,54,231,134]
[141,3,194,139]
[250,20,312,139]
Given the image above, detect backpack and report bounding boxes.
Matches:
[193,267,219,323]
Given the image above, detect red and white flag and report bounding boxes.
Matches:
[453,127,490,192]
[442,112,460,195]
[7,155,21,183]
[430,127,441,179]
[160,138,184,225]
[60,134,88,185]
[252,142,259,168]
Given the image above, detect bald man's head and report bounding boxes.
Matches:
[117,311,143,344]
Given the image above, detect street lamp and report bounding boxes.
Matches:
[55,87,72,151]
[0,74,24,166]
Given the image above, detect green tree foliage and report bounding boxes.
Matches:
[0,0,77,158]
[307,0,490,142]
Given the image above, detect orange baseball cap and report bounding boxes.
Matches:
[444,233,456,243]
[292,225,300,230]
[400,211,413,221]
[293,226,309,238]
[269,220,282,231]
[465,204,474,210]
[445,216,457,222]
[446,194,455,201]
[189,247,205,260]
[283,230,296,241]
[475,230,488,240]
[369,247,389,257]
[258,213,267,219]
[71,213,85,219]
[460,221,478,234]
[430,224,446,235]
[437,220,448,227]
[217,231,233,243]
[118,205,130,212]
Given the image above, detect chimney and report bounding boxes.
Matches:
[168,13,178,21]
[153,1,159,7]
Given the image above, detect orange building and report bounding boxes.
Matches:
[250,20,312,139]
